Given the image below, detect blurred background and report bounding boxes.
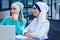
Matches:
[0,0,60,40]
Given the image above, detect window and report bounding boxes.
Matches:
[28,0,33,6]
[0,0,10,11]
[2,0,9,9]
[42,0,60,20]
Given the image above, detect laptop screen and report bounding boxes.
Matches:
[0,25,15,40]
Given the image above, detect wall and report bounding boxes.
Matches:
[0,10,10,21]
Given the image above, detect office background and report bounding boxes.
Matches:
[0,0,60,40]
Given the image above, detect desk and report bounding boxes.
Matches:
[15,35,40,40]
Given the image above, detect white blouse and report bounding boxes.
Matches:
[23,18,50,40]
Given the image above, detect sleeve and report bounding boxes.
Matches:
[13,19,27,35]
[31,21,50,38]
[21,19,27,29]
[22,22,31,35]
[20,19,27,34]
[0,17,7,25]
[22,19,35,35]
[13,20,21,35]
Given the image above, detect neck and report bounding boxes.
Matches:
[36,13,39,19]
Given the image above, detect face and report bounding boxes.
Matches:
[11,5,20,15]
[32,6,40,16]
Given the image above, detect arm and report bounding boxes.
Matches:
[23,18,36,35]
[20,19,27,30]
[23,20,33,35]
[20,19,27,34]
[13,20,21,35]
[22,22,33,38]
[31,21,50,38]
[13,19,27,35]
[24,21,50,39]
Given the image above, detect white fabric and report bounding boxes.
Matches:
[12,4,20,11]
[23,2,50,40]
[12,2,24,11]
[16,35,28,38]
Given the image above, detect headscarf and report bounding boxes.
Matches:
[34,2,49,22]
[33,2,49,38]
[12,2,24,22]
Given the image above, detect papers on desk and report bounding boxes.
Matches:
[15,35,40,40]
[15,35,30,40]
[16,35,28,38]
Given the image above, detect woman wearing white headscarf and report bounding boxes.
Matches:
[23,2,50,40]
[0,2,27,35]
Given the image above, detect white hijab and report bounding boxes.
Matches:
[34,2,49,22]
[33,2,49,37]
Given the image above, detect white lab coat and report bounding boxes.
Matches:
[23,2,50,40]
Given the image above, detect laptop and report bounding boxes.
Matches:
[0,25,15,40]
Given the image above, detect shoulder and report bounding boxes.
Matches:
[45,20,50,23]
[29,18,37,24]
[4,16,10,20]
[32,18,37,22]
[24,18,27,21]
[23,18,27,24]
[5,16,10,19]
[43,19,50,26]
[23,18,27,23]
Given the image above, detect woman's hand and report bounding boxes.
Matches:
[12,14,19,20]
[24,32,33,39]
